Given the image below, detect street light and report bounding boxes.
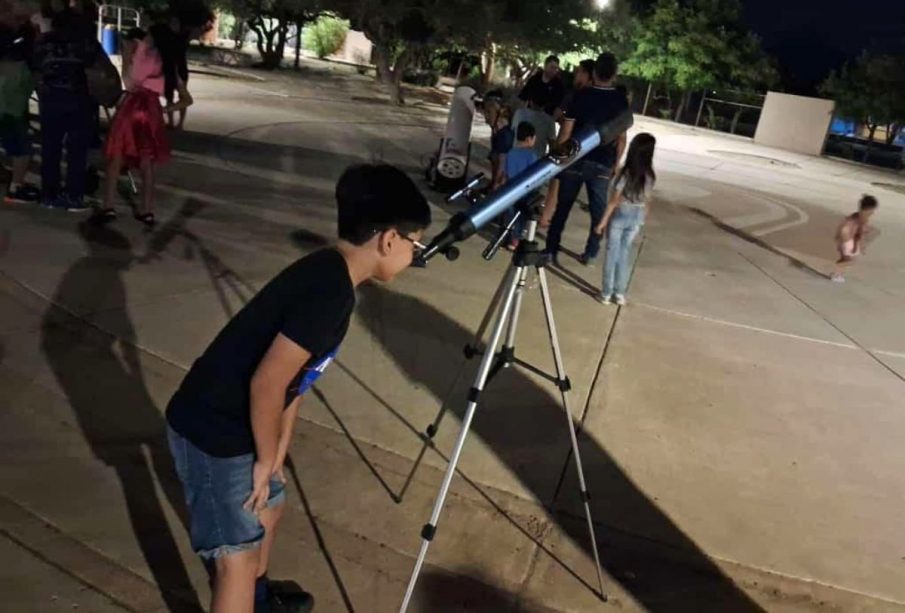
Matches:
[594,0,612,9]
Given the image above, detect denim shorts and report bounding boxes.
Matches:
[167,426,286,560]
[0,114,30,157]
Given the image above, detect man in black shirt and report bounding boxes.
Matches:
[545,53,629,265]
[167,164,431,613]
[518,55,565,116]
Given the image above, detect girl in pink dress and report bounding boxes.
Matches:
[95,27,192,227]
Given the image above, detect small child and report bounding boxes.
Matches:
[831,195,878,283]
[594,132,656,305]
[166,164,431,613]
[504,121,539,248]
[482,93,514,191]
[96,26,191,228]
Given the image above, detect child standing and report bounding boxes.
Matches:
[594,133,656,305]
[831,195,878,283]
[482,92,514,191]
[504,121,539,249]
[166,164,431,613]
[96,26,191,227]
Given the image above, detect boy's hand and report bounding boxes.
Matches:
[244,460,272,514]
[273,462,287,485]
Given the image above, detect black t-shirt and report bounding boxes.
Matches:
[167,249,355,457]
[564,86,629,167]
[518,72,565,116]
[33,27,102,96]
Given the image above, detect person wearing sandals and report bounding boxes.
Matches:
[96,25,191,228]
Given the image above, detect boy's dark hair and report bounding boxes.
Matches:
[516,122,536,141]
[336,164,431,246]
[595,52,618,82]
[578,59,596,77]
[544,55,560,66]
[860,194,878,210]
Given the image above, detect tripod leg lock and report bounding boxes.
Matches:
[467,387,481,403]
[555,376,572,392]
[421,523,437,541]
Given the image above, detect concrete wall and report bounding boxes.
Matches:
[330,30,373,66]
[754,92,835,156]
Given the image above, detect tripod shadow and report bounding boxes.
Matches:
[357,283,764,611]
[40,222,202,612]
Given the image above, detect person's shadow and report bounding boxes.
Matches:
[40,222,202,612]
[357,283,765,611]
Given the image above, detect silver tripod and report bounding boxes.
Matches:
[399,201,606,611]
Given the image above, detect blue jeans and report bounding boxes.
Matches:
[168,426,286,560]
[602,205,644,297]
[38,94,94,200]
[545,160,611,259]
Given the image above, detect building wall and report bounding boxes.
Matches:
[754,92,835,156]
[330,30,373,65]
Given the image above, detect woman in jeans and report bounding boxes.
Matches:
[594,133,657,305]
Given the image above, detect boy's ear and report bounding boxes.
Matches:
[376,229,396,256]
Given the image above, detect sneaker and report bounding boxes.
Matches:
[4,183,41,204]
[597,294,612,305]
[830,273,845,283]
[55,194,91,213]
[256,581,314,613]
[614,294,627,306]
[578,253,593,266]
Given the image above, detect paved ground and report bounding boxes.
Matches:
[2,62,905,612]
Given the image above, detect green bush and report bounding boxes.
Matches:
[303,15,350,59]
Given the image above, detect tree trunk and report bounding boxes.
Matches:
[674,90,690,123]
[294,21,303,69]
[388,48,412,105]
[730,108,743,134]
[373,43,393,83]
[864,124,877,161]
[885,123,901,146]
[250,17,286,70]
[642,82,652,116]
[481,42,496,88]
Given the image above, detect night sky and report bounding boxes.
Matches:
[741,0,905,93]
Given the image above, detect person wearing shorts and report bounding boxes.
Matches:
[831,195,878,283]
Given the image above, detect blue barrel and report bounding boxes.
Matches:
[102,25,118,55]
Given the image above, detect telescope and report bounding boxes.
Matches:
[416,109,634,265]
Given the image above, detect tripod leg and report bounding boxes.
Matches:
[470,266,514,353]
[536,267,607,600]
[502,265,529,353]
[399,266,523,612]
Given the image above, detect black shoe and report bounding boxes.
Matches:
[578,253,594,266]
[4,183,41,204]
[256,580,314,613]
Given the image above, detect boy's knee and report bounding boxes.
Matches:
[214,547,260,577]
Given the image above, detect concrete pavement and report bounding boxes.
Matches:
[1,63,905,611]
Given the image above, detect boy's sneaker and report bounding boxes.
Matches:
[256,581,314,613]
[614,294,627,306]
[4,183,41,205]
[597,294,612,305]
[830,273,845,283]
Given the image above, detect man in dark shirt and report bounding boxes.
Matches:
[545,52,629,265]
[518,55,565,116]
[167,164,431,612]
[33,8,101,211]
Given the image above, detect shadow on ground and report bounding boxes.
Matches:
[40,221,202,612]
[357,283,765,612]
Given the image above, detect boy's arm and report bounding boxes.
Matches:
[246,333,310,513]
[273,395,301,483]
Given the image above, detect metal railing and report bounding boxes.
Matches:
[96,4,141,45]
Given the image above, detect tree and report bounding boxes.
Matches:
[623,0,775,122]
[820,52,905,147]
[215,0,320,69]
